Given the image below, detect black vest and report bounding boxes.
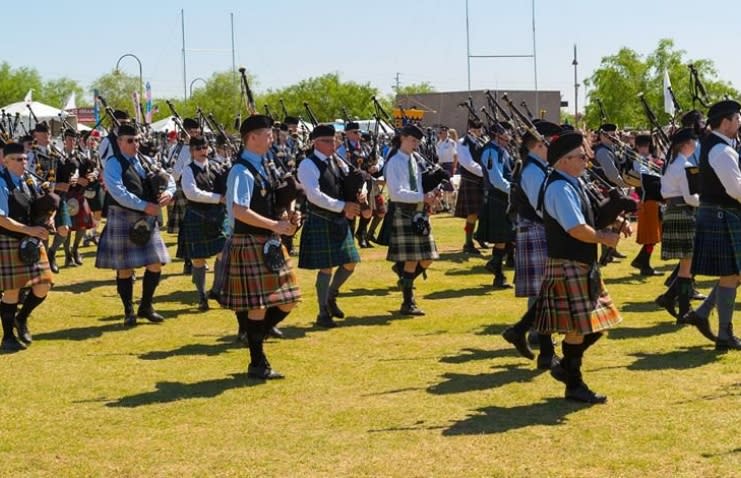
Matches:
[514,155,548,223]
[107,155,149,212]
[460,135,484,181]
[306,153,344,211]
[699,132,740,209]
[0,170,38,239]
[186,161,218,210]
[232,158,275,236]
[540,170,597,265]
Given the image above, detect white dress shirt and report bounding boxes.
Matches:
[707,131,741,204]
[456,137,483,177]
[436,138,457,164]
[386,150,425,204]
[661,154,699,207]
[297,151,348,213]
[181,160,222,204]
[170,143,191,181]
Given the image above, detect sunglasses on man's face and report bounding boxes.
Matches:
[121,137,140,144]
[194,145,209,151]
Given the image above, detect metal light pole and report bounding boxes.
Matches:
[572,44,579,126]
[115,53,143,100]
[189,77,207,98]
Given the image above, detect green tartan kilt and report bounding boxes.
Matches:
[54,194,72,228]
[176,205,229,259]
[660,203,696,260]
[298,210,360,269]
[386,205,439,262]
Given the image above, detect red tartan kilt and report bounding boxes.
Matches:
[636,200,662,245]
[219,234,301,310]
[67,188,95,231]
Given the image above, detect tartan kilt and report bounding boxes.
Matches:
[535,258,622,335]
[636,199,662,245]
[691,205,741,276]
[514,218,547,297]
[215,234,301,310]
[298,210,360,269]
[54,194,72,228]
[95,205,171,270]
[0,234,53,291]
[661,203,696,260]
[67,187,95,231]
[176,205,229,259]
[454,171,484,218]
[84,181,105,212]
[475,191,514,244]
[166,187,187,234]
[386,205,439,262]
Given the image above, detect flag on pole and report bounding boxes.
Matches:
[145,81,153,124]
[63,92,77,112]
[663,69,675,116]
[133,91,142,125]
[93,89,100,129]
[23,89,33,104]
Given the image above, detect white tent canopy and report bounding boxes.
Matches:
[1,101,64,125]
[149,116,212,134]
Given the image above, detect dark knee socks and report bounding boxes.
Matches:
[15,292,46,326]
[140,270,161,310]
[1,302,18,340]
[116,275,134,314]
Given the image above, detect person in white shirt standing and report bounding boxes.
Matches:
[435,126,457,212]
[454,120,485,254]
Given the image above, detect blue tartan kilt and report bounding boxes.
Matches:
[386,205,439,262]
[475,191,514,244]
[95,205,171,270]
[167,187,187,234]
[691,205,741,276]
[176,205,229,259]
[54,194,72,228]
[298,210,360,269]
[514,218,547,297]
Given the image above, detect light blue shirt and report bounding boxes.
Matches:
[520,153,549,215]
[0,173,21,216]
[104,154,175,212]
[544,171,586,232]
[226,149,267,230]
[481,143,510,194]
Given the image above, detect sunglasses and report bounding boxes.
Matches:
[194,145,209,151]
[121,137,140,144]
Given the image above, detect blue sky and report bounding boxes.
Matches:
[3,0,740,112]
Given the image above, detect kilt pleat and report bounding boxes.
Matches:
[535,258,622,335]
[692,205,741,276]
[636,199,662,245]
[95,205,170,270]
[475,192,514,244]
[215,234,301,310]
[386,205,439,262]
[298,211,360,269]
[176,206,229,259]
[514,218,547,297]
[454,171,483,218]
[0,234,53,290]
[67,187,95,231]
[660,204,696,260]
[167,187,187,233]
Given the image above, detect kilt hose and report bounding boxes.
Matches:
[54,193,72,229]
[0,234,53,291]
[514,218,547,297]
[475,191,514,244]
[215,233,301,311]
[535,258,622,335]
[67,187,95,232]
[298,210,360,269]
[636,199,662,245]
[167,187,187,234]
[386,204,439,262]
[660,203,696,260]
[95,205,170,270]
[454,169,484,218]
[176,205,229,260]
[692,204,741,276]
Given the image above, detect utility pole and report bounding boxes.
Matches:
[181,9,187,101]
[572,44,579,125]
[394,72,401,93]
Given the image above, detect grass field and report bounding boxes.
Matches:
[0,213,739,477]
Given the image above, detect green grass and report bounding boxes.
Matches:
[1,213,739,477]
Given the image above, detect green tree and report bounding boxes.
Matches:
[0,62,44,107]
[90,70,141,113]
[40,77,88,109]
[395,81,436,96]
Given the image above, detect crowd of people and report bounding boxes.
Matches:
[1,97,739,401]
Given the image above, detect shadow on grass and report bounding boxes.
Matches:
[106,373,261,408]
[33,309,190,341]
[427,363,541,395]
[440,347,522,364]
[476,323,509,336]
[626,346,721,371]
[139,339,238,360]
[424,285,492,300]
[445,265,490,276]
[607,320,679,340]
[436,251,480,264]
[52,277,116,294]
[620,300,663,313]
[701,447,741,458]
[441,397,593,435]
[337,312,412,328]
[341,287,395,298]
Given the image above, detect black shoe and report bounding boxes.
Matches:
[367,232,378,244]
[137,306,164,323]
[502,327,535,360]
[48,257,59,274]
[316,313,337,328]
[400,302,425,316]
[268,326,284,339]
[71,249,83,266]
[197,298,210,312]
[640,267,664,276]
[612,250,627,259]
[715,335,741,351]
[565,383,607,404]
[247,364,285,380]
[327,291,345,319]
[64,254,78,267]
[462,243,482,255]
[537,354,560,371]
[476,240,489,249]
[1,336,27,352]
[123,313,137,327]
[208,289,220,301]
[492,274,513,289]
[691,289,707,301]
[655,294,677,318]
[15,319,32,344]
[679,311,717,343]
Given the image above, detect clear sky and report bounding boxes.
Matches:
[3,0,740,112]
